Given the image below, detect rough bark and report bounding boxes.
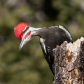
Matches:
[54,37,84,84]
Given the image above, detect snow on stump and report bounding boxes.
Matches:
[54,37,84,84]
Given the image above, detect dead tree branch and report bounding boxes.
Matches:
[54,37,84,84]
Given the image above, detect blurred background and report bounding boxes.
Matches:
[0,0,84,84]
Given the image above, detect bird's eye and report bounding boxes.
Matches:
[22,26,29,34]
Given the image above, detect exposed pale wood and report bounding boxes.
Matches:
[54,37,84,84]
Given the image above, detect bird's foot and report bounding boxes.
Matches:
[52,48,56,56]
[53,80,55,83]
[52,48,56,52]
[52,76,55,83]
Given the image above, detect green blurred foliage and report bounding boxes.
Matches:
[0,0,84,84]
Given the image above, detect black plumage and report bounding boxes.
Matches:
[36,25,72,82]
[19,25,73,83]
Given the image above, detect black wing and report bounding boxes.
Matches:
[40,41,51,65]
[40,41,55,75]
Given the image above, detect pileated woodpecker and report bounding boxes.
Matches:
[14,22,73,83]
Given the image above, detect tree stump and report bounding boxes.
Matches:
[54,37,84,84]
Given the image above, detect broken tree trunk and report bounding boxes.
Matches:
[54,37,84,84]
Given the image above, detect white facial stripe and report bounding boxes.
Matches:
[29,27,41,35]
[19,27,42,50]
[22,27,41,38]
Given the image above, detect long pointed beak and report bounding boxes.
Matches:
[19,38,25,50]
[19,34,32,50]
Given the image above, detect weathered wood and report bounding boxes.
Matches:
[54,37,84,84]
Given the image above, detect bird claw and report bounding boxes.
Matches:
[53,80,55,83]
[52,76,55,83]
[52,48,56,56]
[53,48,56,52]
